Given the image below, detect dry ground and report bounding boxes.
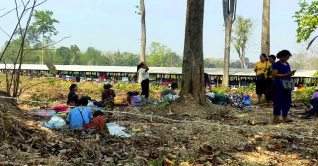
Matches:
[1,77,318,165]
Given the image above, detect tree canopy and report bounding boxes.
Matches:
[294,1,318,42]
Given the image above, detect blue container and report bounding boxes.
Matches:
[244,94,251,107]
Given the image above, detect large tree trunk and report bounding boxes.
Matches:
[139,0,146,83]
[180,0,205,105]
[222,0,237,87]
[261,0,270,56]
[223,20,232,87]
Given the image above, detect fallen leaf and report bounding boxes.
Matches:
[165,157,173,165]
[275,142,283,149]
[255,146,262,151]
[124,139,131,145]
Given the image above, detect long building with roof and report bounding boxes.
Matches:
[0,64,317,87]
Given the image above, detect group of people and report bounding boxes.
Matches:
[63,62,152,130]
[254,50,301,123]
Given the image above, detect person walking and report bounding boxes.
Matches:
[272,50,295,123]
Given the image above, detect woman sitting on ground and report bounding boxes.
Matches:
[101,83,116,107]
[296,86,318,118]
[67,84,78,105]
[161,83,179,102]
[102,83,116,101]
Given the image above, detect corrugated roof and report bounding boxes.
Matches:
[0,64,316,78]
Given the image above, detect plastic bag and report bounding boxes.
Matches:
[106,122,131,138]
[48,116,66,129]
[161,94,180,102]
[87,100,94,108]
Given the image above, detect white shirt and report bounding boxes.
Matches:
[140,68,149,80]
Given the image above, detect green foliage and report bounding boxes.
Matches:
[294,87,315,103]
[147,156,165,166]
[236,83,255,94]
[211,86,231,94]
[147,42,182,67]
[29,10,59,39]
[231,15,254,68]
[294,1,318,42]
[56,46,72,65]
[211,83,255,95]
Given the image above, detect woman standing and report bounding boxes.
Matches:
[138,62,149,99]
[254,54,271,104]
[272,50,295,123]
[265,55,276,107]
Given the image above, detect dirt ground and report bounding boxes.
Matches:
[1,79,318,165]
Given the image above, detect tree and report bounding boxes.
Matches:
[222,0,237,87]
[294,1,318,49]
[261,0,270,56]
[135,0,146,83]
[180,0,205,105]
[147,42,182,67]
[231,15,253,69]
[56,46,72,65]
[29,10,59,65]
[140,0,146,63]
[70,45,80,65]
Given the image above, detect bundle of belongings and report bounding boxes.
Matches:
[205,92,245,108]
[160,83,180,102]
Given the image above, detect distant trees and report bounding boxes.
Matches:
[29,10,59,65]
[231,16,254,69]
[147,42,182,67]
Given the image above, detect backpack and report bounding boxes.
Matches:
[132,96,145,107]
[228,93,245,108]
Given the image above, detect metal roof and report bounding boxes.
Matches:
[0,64,316,78]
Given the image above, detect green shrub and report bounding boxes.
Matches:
[294,87,315,103]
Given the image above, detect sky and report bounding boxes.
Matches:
[0,0,312,62]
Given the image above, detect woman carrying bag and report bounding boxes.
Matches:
[272,50,295,123]
[254,54,271,104]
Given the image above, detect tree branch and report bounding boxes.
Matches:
[24,36,71,51]
[0,6,21,18]
[18,80,59,96]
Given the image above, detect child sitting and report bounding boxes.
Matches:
[90,110,106,132]
[66,97,93,129]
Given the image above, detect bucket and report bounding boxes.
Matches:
[243,94,251,107]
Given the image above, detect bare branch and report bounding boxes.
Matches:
[0,5,21,18]
[24,36,71,51]
[25,0,46,11]
[20,0,26,8]
[222,0,229,23]
[306,35,318,50]
[232,0,237,22]
[19,80,59,96]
